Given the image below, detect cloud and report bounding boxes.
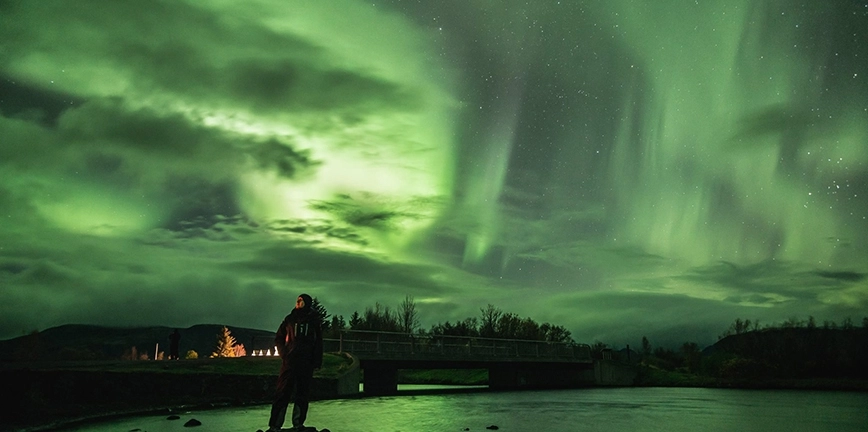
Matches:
[814,271,865,283]
[309,192,433,231]
[1,0,866,348]
[542,290,761,348]
[232,243,449,291]
[250,139,319,179]
[679,260,862,300]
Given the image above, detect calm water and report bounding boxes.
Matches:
[64,387,868,432]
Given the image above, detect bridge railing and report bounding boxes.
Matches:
[324,330,591,362]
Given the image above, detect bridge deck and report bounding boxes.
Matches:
[324,330,592,365]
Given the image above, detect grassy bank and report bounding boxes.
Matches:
[635,366,868,391]
[3,352,351,377]
[398,369,488,385]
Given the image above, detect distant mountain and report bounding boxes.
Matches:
[0,324,278,362]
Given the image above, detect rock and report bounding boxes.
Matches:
[486,426,499,430]
[183,418,202,427]
[167,415,181,420]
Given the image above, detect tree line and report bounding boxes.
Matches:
[611,316,868,381]
[315,295,576,344]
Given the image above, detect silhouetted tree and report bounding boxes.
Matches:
[479,304,502,338]
[458,318,479,336]
[496,312,522,339]
[349,311,362,329]
[641,336,652,358]
[516,317,541,340]
[311,297,331,333]
[430,318,479,337]
[541,323,573,343]
[841,317,853,330]
[399,295,420,334]
[781,317,803,329]
[720,318,755,338]
[681,342,701,372]
[590,341,608,360]
[325,315,346,338]
[349,300,575,343]
[352,303,400,332]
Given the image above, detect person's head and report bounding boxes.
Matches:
[296,293,313,310]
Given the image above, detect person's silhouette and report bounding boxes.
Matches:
[267,294,323,432]
[168,329,181,360]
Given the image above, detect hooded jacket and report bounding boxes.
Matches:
[274,300,323,369]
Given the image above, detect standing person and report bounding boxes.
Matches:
[168,329,181,360]
[267,294,323,432]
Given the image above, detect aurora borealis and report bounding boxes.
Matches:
[1,0,866,346]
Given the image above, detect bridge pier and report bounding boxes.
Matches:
[488,365,521,390]
[489,363,590,390]
[363,364,398,396]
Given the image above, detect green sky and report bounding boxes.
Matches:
[1,0,866,347]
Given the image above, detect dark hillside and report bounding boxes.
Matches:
[0,324,277,362]
[708,327,868,380]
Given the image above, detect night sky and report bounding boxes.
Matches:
[1,0,866,347]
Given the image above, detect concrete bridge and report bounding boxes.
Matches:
[323,330,598,395]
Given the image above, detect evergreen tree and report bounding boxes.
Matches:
[311,297,330,327]
[326,315,347,338]
[211,326,238,358]
[349,311,362,329]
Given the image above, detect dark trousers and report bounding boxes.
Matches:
[269,361,314,429]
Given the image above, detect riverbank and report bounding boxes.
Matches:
[634,366,868,391]
[6,357,867,431]
[1,353,357,432]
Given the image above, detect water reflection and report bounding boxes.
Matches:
[65,388,868,432]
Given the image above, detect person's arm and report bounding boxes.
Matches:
[274,317,288,358]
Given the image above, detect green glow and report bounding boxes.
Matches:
[598,0,868,269]
[35,193,157,236]
[0,0,865,345]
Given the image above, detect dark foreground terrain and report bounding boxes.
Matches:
[3,323,867,430]
[1,354,355,432]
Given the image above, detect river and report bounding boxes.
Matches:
[63,387,868,432]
